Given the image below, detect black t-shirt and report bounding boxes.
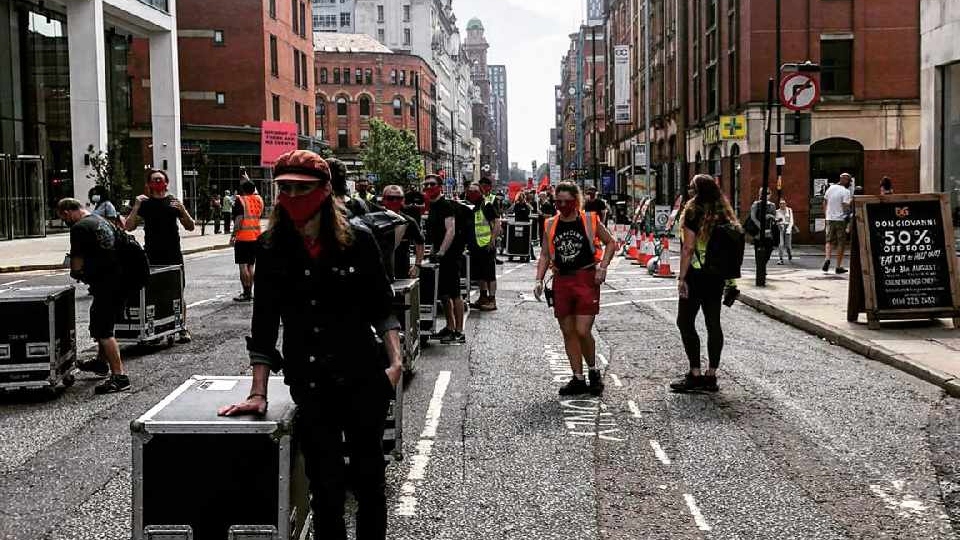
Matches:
[584,198,607,217]
[403,191,424,223]
[513,201,531,222]
[69,214,120,288]
[552,217,594,273]
[425,197,462,257]
[395,213,424,278]
[138,195,184,265]
[540,200,556,217]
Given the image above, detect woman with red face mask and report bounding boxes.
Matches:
[219,150,403,540]
[534,182,618,396]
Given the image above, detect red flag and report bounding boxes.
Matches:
[538,175,550,192]
[507,182,524,203]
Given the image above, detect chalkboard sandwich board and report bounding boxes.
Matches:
[852,193,960,329]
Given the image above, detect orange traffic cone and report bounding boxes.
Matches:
[654,237,676,278]
[626,245,638,259]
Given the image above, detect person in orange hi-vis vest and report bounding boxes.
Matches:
[230,177,264,302]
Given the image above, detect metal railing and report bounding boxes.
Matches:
[137,0,169,13]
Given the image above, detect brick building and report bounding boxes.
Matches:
[687,0,920,242]
[130,0,318,212]
[557,26,606,187]
[314,33,437,174]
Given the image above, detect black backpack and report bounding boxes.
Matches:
[698,222,745,280]
[453,200,476,248]
[113,227,150,292]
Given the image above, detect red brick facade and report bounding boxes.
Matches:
[314,51,437,163]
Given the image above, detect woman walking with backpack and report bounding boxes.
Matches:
[671,174,743,393]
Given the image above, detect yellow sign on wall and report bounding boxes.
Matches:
[720,115,747,140]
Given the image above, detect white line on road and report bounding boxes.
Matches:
[627,400,642,418]
[501,263,527,276]
[649,440,672,465]
[187,295,226,308]
[609,374,623,387]
[600,297,677,308]
[0,279,27,287]
[396,371,452,518]
[597,352,608,369]
[599,286,675,294]
[683,494,712,532]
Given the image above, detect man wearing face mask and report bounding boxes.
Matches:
[534,182,617,396]
[57,198,131,394]
[382,184,424,279]
[219,150,402,540]
[423,174,466,344]
[466,182,501,311]
[126,169,197,343]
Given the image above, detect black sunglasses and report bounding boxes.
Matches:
[423,182,438,188]
[384,195,404,201]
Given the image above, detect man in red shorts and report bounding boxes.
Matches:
[534,183,617,396]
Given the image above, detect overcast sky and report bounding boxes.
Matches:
[454,0,584,174]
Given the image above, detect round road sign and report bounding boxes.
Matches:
[779,73,820,112]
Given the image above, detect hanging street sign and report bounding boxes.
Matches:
[719,115,747,140]
[780,72,820,112]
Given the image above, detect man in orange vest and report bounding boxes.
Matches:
[230,179,263,302]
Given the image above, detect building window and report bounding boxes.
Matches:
[300,2,307,37]
[821,39,853,95]
[302,52,309,87]
[269,0,276,19]
[706,65,717,115]
[403,4,411,22]
[393,97,402,116]
[403,28,411,46]
[377,29,385,43]
[294,49,301,87]
[943,62,960,232]
[337,96,347,116]
[342,66,350,83]
[340,12,351,27]
[377,4,384,23]
[390,69,397,84]
[291,0,299,34]
[270,35,278,77]
[319,14,336,27]
[333,67,340,84]
[215,92,225,106]
[295,102,302,133]
[213,30,224,45]
[360,129,370,142]
[410,71,416,86]
[359,95,371,116]
[272,94,280,120]
[338,129,348,148]
[320,67,328,84]
[365,68,373,84]
[356,68,362,84]
[399,70,406,86]
[410,99,416,117]
[303,105,309,135]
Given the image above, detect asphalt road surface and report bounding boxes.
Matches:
[1,246,959,539]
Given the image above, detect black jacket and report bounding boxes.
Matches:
[247,220,399,397]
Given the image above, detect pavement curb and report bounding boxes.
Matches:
[0,243,232,274]
[738,291,960,399]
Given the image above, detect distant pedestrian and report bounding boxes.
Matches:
[210,194,222,233]
[424,174,466,344]
[355,177,375,204]
[822,173,853,274]
[231,179,263,302]
[880,176,894,195]
[537,190,556,242]
[748,187,778,271]
[382,184,425,279]
[670,174,742,393]
[404,185,426,223]
[218,150,401,540]
[126,169,196,343]
[58,198,131,394]
[583,187,609,225]
[88,185,122,229]
[221,190,234,234]
[465,182,501,311]
[776,199,795,264]
[534,182,617,396]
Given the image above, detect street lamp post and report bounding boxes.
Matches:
[775,0,783,202]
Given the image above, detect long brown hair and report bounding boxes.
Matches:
[683,174,740,242]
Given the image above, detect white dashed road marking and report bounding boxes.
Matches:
[395,371,452,517]
[649,440,672,465]
[609,374,622,387]
[627,400,642,419]
[684,494,712,531]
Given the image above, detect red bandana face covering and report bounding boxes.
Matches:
[277,189,329,229]
[466,192,483,204]
[424,186,442,201]
[555,200,578,217]
[384,200,404,212]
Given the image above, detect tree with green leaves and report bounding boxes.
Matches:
[86,142,131,201]
[359,118,421,190]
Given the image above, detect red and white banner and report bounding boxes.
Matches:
[260,121,298,167]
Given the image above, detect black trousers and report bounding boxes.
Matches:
[676,271,725,370]
[296,375,392,540]
[222,213,232,233]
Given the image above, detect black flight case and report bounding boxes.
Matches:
[505,220,532,262]
[131,376,308,540]
[115,265,185,346]
[0,285,76,392]
[391,278,421,374]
